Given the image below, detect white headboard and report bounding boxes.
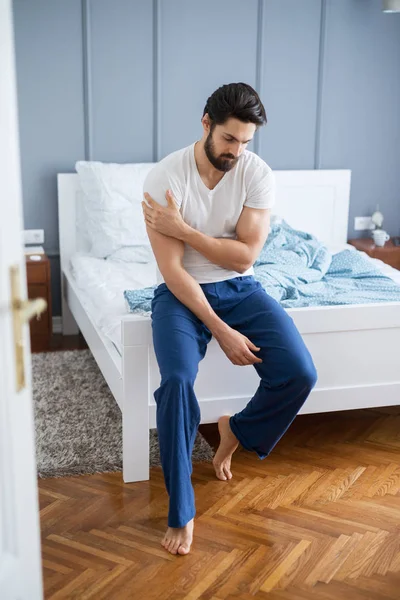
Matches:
[57,168,351,276]
[274,170,351,248]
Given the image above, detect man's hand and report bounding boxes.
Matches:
[213,325,263,366]
[142,190,187,240]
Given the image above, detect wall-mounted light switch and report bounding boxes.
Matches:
[354,217,374,231]
[24,229,44,244]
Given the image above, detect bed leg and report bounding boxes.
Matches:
[61,273,79,335]
[122,344,150,483]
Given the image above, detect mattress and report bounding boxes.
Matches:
[68,244,400,356]
[68,254,157,354]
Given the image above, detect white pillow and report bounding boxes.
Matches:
[75,160,156,259]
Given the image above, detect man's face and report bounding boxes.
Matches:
[204,118,256,172]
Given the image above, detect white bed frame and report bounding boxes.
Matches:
[57,169,400,483]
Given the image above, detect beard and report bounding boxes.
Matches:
[204,131,240,172]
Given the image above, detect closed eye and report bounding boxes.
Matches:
[225,136,250,144]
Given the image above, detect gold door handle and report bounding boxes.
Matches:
[13,297,47,323]
[10,264,48,392]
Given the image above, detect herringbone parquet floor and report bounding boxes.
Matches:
[38,401,400,599]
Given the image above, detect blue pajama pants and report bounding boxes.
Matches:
[151,275,318,528]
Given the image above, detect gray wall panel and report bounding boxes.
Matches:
[319,0,400,239]
[258,0,322,169]
[12,0,400,317]
[158,0,260,158]
[88,0,154,161]
[13,0,85,317]
[13,0,85,251]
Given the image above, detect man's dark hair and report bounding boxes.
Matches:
[202,82,267,129]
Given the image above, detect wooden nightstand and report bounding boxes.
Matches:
[347,237,400,270]
[25,253,52,352]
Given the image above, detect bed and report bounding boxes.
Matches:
[57,169,400,483]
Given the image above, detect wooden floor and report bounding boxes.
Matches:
[36,336,400,599]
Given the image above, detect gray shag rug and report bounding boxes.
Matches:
[32,349,215,479]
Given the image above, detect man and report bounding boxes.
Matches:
[142,82,318,557]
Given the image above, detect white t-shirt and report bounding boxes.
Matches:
[143,142,275,285]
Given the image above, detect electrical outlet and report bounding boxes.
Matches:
[354,217,374,231]
[24,229,44,244]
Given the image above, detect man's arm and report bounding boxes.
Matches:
[180,207,271,273]
[146,225,227,337]
[145,198,263,366]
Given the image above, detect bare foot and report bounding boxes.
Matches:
[213,415,239,481]
[161,518,194,555]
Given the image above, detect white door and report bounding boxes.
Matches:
[0,1,44,598]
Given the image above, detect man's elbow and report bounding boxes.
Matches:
[236,260,253,274]
[234,241,262,273]
[240,251,257,273]
[237,236,268,273]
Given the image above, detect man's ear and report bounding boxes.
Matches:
[202,113,211,134]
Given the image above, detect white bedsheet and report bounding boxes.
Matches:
[69,253,156,354]
[69,244,400,356]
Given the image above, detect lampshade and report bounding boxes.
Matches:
[382,0,400,12]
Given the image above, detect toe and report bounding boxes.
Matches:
[224,466,232,479]
[168,544,176,555]
[214,464,227,480]
[178,544,189,555]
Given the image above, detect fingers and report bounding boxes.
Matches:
[165,189,175,206]
[225,338,263,366]
[230,351,262,366]
[232,357,246,366]
[245,351,263,364]
[252,355,263,364]
[141,200,151,215]
[246,338,261,352]
[243,338,262,363]
[143,192,155,207]
[142,202,155,229]
[141,202,153,224]
[141,199,158,229]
